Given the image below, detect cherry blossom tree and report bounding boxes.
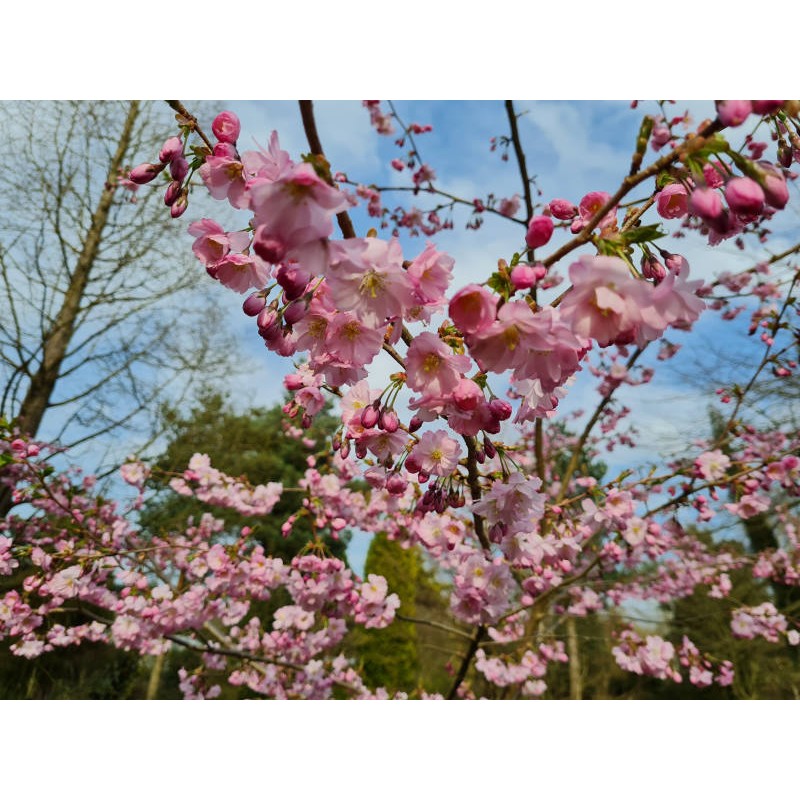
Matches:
[1,98,799,700]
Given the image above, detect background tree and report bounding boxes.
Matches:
[0,100,234,512]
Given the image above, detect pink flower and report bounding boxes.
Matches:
[406,332,471,398]
[412,430,462,476]
[694,450,731,481]
[576,191,617,231]
[497,195,521,217]
[407,243,454,306]
[449,284,497,334]
[656,183,689,219]
[559,255,652,347]
[326,237,415,326]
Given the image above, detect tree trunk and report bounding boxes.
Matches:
[1,101,140,517]
[567,616,583,700]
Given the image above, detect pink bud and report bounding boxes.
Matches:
[170,157,189,182]
[385,474,407,495]
[688,187,723,222]
[282,301,306,326]
[525,215,554,249]
[489,398,512,421]
[757,162,789,209]
[641,255,666,282]
[725,177,764,215]
[243,293,267,317]
[751,100,783,115]
[408,415,423,433]
[129,162,164,185]
[163,180,182,207]
[549,198,577,220]
[213,142,238,159]
[716,100,752,128]
[284,373,305,391]
[379,409,399,433]
[159,136,183,164]
[404,453,421,473]
[483,439,497,459]
[212,111,241,144]
[170,191,188,218]
[453,378,483,412]
[253,226,288,264]
[663,252,689,273]
[656,183,689,219]
[360,405,380,429]
[276,263,310,301]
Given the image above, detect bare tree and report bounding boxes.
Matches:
[0,101,236,508]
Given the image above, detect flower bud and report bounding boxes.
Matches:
[724,177,764,215]
[757,162,789,209]
[213,142,238,159]
[688,187,723,223]
[408,415,423,433]
[379,409,399,433]
[243,292,267,317]
[212,111,241,144]
[510,264,546,291]
[169,191,188,218]
[129,162,164,185]
[483,439,497,459]
[282,301,306,327]
[489,398,512,421]
[549,198,577,220]
[641,255,666,282]
[360,404,380,429]
[751,100,783,115]
[276,263,311,301]
[453,378,483,412]
[158,136,183,163]
[716,100,752,128]
[663,252,689,274]
[170,157,189,182]
[163,180,182,207]
[385,474,407,495]
[525,215,554,249]
[253,226,287,264]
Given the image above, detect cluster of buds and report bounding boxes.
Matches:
[129,134,190,218]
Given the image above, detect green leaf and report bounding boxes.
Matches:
[624,224,667,245]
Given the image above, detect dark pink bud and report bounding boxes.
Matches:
[663,252,689,274]
[355,439,368,460]
[212,111,241,144]
[257,307,278,332]
[716,100,752,128]
[282,301,306,326]
[489,398,512,421]
[170,157,189,182]
[475,447,486,464]
[725,177,764,215]
[778,142,793,169]
[360,405,380,429]
[243,292,267,317]
[404,453,421,473]
[301,413,313,429]
[340,439,351,459]
[253,226,288,264]
[757,162,789,209]
[386,474,408,495]
[641,255,666,282]
[751,100,783,115]
[418,470,430,485]
[379,409,399,433]
[408,415,423,433]
[170,191,188,218]
[483,439,497,460]
[163,180,182,207]
[276,263,311,301]
[549,198,577,220]
[159,136,183,164]
[453,378,483,412]
[129,162,164,185]
[525,215,554,249]
[688,187,723,222]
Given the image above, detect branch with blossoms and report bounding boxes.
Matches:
[3,99,800,699]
